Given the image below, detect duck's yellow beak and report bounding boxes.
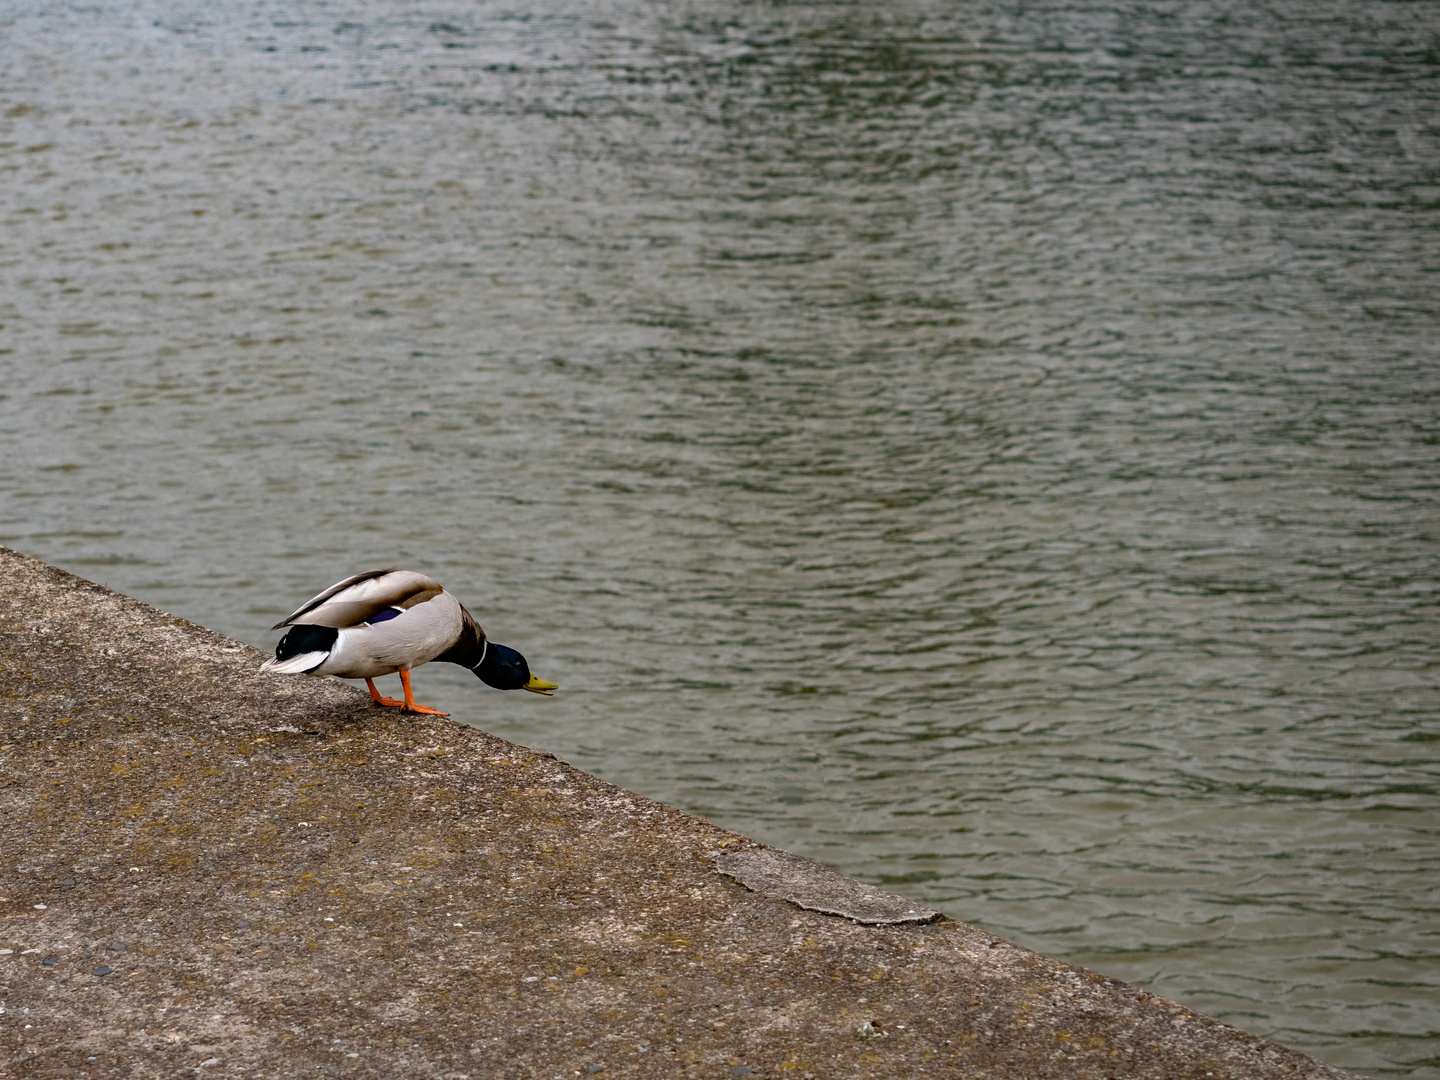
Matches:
[523,674,558,696]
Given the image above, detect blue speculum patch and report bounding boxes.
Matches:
[368,608,402,624]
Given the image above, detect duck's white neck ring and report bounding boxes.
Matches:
[468,637,489,671]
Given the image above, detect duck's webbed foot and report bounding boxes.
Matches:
[366,678,406,709]
[398,669,450,717]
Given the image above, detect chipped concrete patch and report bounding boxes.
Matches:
[0,546,1361,1079]
[713,848,943,925]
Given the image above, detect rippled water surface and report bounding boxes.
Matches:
[4,0,1439,1072]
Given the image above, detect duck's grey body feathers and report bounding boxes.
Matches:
[263,569,469,679]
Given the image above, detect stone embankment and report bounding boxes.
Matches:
[0,547,1359,1079]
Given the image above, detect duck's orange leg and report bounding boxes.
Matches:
[366,678,406,709]
[399,669,449,716]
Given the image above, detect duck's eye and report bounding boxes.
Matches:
[368,608,403,624]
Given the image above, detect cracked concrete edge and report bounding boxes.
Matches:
[711,847,945,925]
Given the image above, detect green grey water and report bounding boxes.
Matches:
[3,0,1438,1072]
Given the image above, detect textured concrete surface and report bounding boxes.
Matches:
[0,546,1360,1079]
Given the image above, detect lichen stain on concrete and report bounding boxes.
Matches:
[0,546,1360,1079]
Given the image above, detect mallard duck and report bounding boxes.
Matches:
[260,569,557,716]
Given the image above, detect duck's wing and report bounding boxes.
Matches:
[271,570,445,629]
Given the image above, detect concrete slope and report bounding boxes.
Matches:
[0,547,1359,1079]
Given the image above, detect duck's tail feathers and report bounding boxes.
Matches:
[263,623,340,676]
[261,651,330,675]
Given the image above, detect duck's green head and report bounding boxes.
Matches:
[475,642,558,695]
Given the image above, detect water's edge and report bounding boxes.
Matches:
[0,545,1360,1078]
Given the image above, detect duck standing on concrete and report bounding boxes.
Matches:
[261,569,557,716]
